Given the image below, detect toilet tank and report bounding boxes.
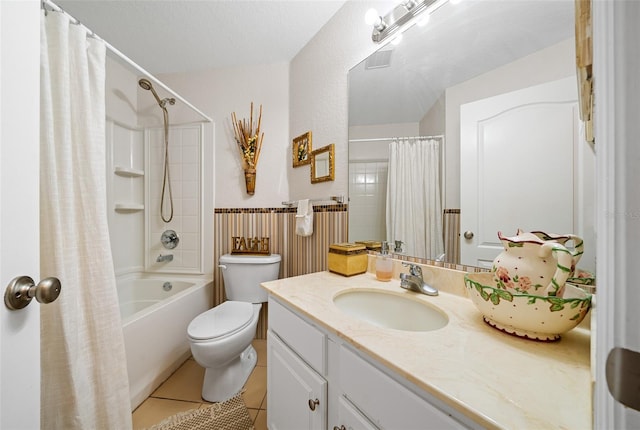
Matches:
[219,253,281,303]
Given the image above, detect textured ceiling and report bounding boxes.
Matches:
[55,0,347,74]
[52,0,576,128]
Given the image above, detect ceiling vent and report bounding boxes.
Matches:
[365,50,393,70]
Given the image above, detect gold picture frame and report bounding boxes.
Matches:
[310,144,335,183]
[292,131,312,167]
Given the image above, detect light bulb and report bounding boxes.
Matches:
[365,8,380,25]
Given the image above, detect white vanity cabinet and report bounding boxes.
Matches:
[334,395,379,430]
[268,331,327,430]
[338,346,467,430]
[267,298,328,430]
[267,297,473,430]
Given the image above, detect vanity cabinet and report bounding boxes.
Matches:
[335,396,378,430]
[338,346,465,430]
[267,298,328,430]
[267,297,472,430]
[268,331,327,430]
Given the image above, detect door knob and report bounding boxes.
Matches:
[4,276,61,310]
[463,230,474,240]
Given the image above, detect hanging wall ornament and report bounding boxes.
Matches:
[231,103,264,195]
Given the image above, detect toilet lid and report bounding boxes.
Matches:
[187,301,254,341]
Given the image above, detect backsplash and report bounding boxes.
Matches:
[213,204,348,338]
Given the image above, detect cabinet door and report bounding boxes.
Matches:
[340,346,467,429]
[268,331,327,430]
[334,395,379,430]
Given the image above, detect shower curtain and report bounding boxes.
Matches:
[386,137,444,259]
[40,11,132,429]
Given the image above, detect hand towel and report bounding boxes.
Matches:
[295,199,314,236]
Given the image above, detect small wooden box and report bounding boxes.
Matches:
[328,243,368,276]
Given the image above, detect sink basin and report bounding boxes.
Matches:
[333,289,448,332]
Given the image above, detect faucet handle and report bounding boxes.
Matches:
[402,262,422,278]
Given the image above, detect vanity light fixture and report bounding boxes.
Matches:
[370,0,444,43]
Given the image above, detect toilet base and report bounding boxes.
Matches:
[201,344,258,402]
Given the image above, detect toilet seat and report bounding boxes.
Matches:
[188,301,254,341]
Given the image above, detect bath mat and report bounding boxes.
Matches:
[145,393,254,430]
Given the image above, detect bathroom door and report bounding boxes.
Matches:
[0,1,41,428]
[460,76,581,268]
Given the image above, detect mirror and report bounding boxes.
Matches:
[348,0,595,272]
[311,143,335,183]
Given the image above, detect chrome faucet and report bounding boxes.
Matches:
[156,254,173,263]
[400,262,438,296]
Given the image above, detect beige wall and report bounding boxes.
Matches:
[289,1,394,202]
[159,1,392,209]
[160,62,291,208]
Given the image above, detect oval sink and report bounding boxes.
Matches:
[333,289,448,332]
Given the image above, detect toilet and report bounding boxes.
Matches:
[187,253,281,402]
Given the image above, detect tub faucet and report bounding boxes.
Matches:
[157,254,173,263]
[400,262,438,296]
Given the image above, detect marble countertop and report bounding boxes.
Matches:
[261,267,592,429]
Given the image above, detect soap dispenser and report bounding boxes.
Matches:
[376,241,393,282]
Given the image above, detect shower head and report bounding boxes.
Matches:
[138,78,168,109]
[138,78,153,91]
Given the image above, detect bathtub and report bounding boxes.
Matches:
[117,275,212,410]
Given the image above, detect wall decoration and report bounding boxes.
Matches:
[231,102,264,195]
[292,131,312,167]
[311,143,335,183]
[231,236,270,255]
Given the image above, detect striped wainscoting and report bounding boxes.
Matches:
[443,209,460,264]
[213,204,348,338]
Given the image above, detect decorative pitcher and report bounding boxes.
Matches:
[492,229,584,297]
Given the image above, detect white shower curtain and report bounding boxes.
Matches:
[386,137,444,259]
[40,11,132,429]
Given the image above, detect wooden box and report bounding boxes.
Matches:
[328,243,368,276]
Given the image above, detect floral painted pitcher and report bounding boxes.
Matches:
[492,229,584,297]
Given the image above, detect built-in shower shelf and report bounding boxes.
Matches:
[114,166,144,177]
[114,203,144,212]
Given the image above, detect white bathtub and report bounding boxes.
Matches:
[117,275,212,410]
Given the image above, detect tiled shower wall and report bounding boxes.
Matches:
[147,125,204,274]
[348,161,388,243]
[213,204,348,339]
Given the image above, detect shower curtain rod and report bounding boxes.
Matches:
[42,0,213,124]
[348,134,444,143]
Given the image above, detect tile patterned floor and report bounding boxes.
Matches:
[132,339,267,430]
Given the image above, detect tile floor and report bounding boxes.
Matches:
[131,339,267,430]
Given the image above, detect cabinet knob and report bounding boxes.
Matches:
[308,398,320,411]
[333,426,347,430]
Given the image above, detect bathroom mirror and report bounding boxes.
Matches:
[348,0,596,271]
[311,144,335,183]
